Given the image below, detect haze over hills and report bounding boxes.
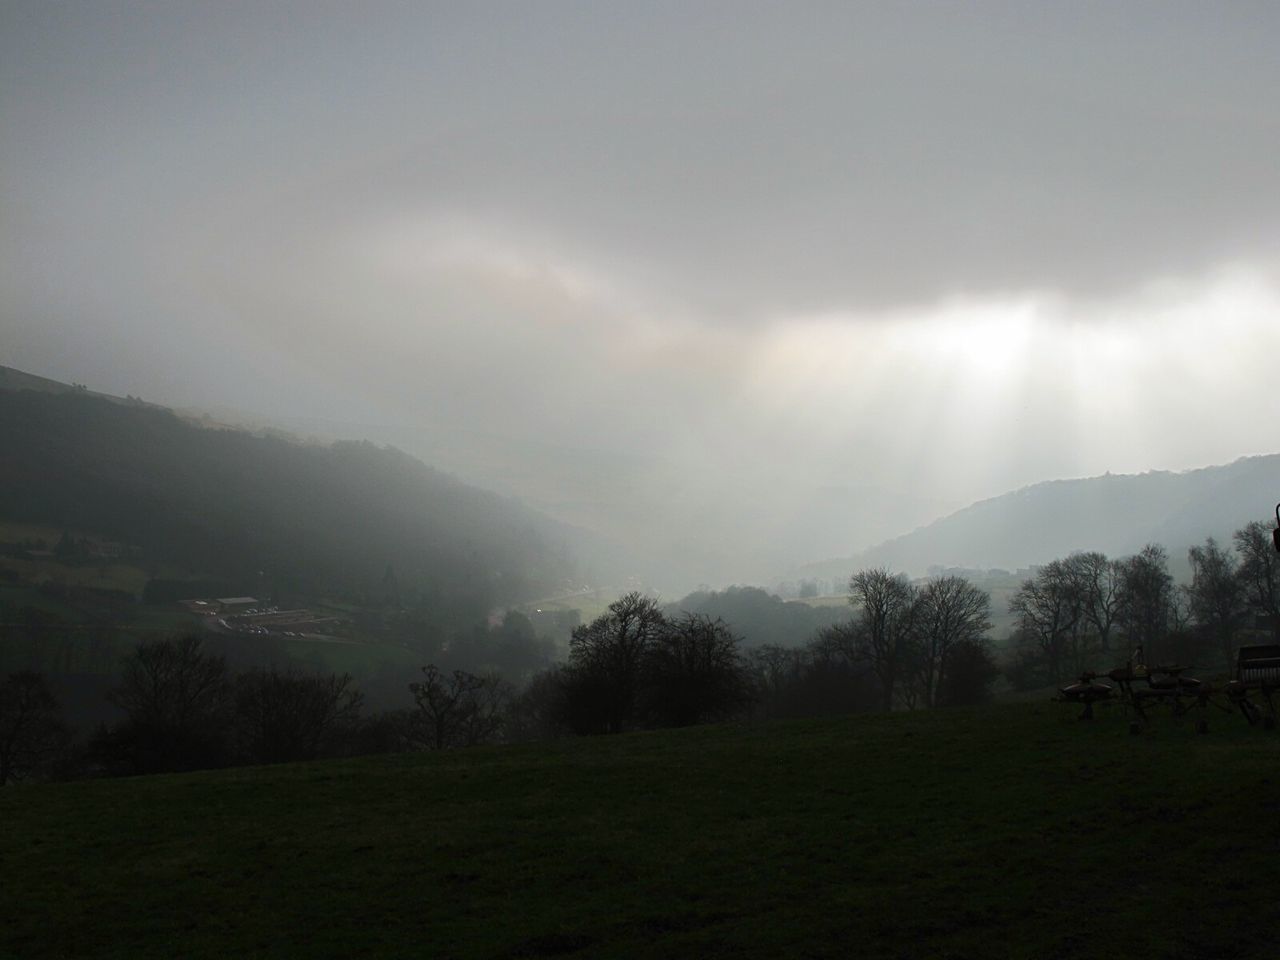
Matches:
[8,2,1280,599]
[1,364,962,592]
[6,10,1280,955]
[0,364,164,409]
[6,363,1276,598]
[0,375,581,625]
[795,455,1280,583]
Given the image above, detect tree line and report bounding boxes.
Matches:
[4,514,1277,782]
[0,597,762,781]
[1007,520,1278,688]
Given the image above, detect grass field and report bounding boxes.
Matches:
[0,557,150,595]
[0,520,67,545]
[5,702,1280,959]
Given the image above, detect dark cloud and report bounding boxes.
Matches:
[6,3,1279,315]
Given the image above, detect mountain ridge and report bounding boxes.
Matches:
[0,371,578,619]
[795,455,1280,581]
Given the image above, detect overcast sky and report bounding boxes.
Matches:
[3,2,1279,589]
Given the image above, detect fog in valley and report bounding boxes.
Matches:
[9,9,1280,954]
[4,2,1280,591]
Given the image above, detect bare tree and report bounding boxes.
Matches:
[746,643,832,720]
[409,664,509,749]
[1235,520,1280,635]
[1065,552,1121,655]
[567,592,666,732]
[0,672,69,785]
[913,576,992,708]
[935,639,1000,707]
[234,668,363,763]
[107,635,232,772]
[747,644,799,704]
[456,672,513,747]
[755,632,879,719]
[1009,559,1082,681]
[846,569,919,711]
[1116,544,1175,661]
[1186,537,1245,666]
[505,667,571,742]
[643,613,753,726]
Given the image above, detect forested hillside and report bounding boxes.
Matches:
[0,388,572,620]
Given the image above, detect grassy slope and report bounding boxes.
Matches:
[6,703,1280,959]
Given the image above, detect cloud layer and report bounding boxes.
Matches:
[4,2,1279,588]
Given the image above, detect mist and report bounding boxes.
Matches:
[4,2,1280,592]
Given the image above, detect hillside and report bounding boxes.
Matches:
[4,703,1280,958]
[0,385,573,619]
[799,455,1280,580]
[0,364,168,409]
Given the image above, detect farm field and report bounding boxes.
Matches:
[5,701,1280,959]
[0,556,149,595]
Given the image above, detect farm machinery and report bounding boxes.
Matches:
[1224,644,1280,728]
[1058,645,1280,733]
[1214,502,1280,727]
[1056,500,1280,731]
[1057,648,1216,732]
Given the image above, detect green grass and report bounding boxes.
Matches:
[0,520,65,544]
[0,584,83,620]
[0,557,149,594]
[129,608,201,632]
[525,594,611,624]
[6,703,1280,959]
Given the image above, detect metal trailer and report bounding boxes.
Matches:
[1225,644,1280,728]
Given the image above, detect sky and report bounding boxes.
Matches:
[3,2,1279,591]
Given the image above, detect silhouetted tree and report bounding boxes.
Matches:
[643,614,753,726]
[1186,537,1245,666]
[912,576,991,708]
[748,644,800,707]
[1116,544,1174,661]
[457,672,513,747]
[0,672,69,785]
[845,569,919,711]
[103,635,232,773]
[567,592,665,733]
[409,664,510,749]
[234,668,363,764]
[935,639,1000,707]
[1065,551,1121,655]
[1009,559,1082,681]
[763,633,880,718]
[350,709,417,755]
[505,667,572,742]
[1235,520,1280,635]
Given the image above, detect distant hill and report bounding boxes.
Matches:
[0,364,167,409]
[0,382,574,622]
[798,456,1280,580]
[0,365,73,394]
